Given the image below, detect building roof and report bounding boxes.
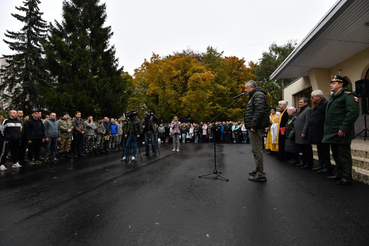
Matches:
[270,0,369,80]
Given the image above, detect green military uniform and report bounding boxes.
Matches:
[322,75,359,183]
[95,120,106,151]
[58,116,74,156]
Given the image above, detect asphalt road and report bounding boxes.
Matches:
[1,142,369,246]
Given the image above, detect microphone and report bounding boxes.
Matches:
[233,92,245,99]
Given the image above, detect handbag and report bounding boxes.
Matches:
[280,127,286,135]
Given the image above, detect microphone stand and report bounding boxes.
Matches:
[199,95,244,181]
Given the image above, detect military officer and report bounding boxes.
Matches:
[322,74,359,185]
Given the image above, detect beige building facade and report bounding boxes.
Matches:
[271,0,369,137]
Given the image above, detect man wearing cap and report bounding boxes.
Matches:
[323,74,359,185]
[58,112,74,159]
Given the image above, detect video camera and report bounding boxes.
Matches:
[125,109,137,121]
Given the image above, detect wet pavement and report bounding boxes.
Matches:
[1,142,369,246]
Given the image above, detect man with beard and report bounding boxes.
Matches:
[276,101,289,161]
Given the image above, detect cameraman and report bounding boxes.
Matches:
[122,110,142,161]
[142,111,157,156]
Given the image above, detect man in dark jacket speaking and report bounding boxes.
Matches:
[244,80,270,182]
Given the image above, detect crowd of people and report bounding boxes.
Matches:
[263,74,359,185]
[0,74,361,186]
[0,109,249,170]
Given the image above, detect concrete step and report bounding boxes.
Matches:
[312,147,369,170]
[311,150,369,185]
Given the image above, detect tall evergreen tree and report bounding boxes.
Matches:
[1,0,48,113]
[42,0,129,118]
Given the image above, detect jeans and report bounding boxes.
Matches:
[44,137,58,159]
[125,136,138,157]
[144,131,157,154]
[182,133,186,143]
[242,132,248,142]
[172,133,180,150]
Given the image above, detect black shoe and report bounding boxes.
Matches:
[301,165,312,169]
[249,170,257,176]
[100,149,105,153]
[80,153,86,157]
[318,168,330,174]
[249,176,267,182]
[152,153,157,156]
[288,160,298,165]
[66,153,74,159]
[296,163,304,166]
[327,175,340,180]
[73,154,78,158]
[143,153,150,156]
[337,179,352,185]
[312,167,322,171]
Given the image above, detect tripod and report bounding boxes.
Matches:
[354,114,368,141]
[198,96,243,181]
[121,135,142,163]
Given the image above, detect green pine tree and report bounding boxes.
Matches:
[42,0,129,118]
[1,0,48,114]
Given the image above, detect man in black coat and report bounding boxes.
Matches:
[295,97,313,169]
[244,80,270,182]
[25,110,46,165]
[309,90,332,173]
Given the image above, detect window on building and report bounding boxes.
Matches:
[293,87,313,109]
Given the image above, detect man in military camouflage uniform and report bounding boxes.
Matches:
[323,74,359,185]
[84,116,97,155]
[58,112,74,159]
[95,117,106,153]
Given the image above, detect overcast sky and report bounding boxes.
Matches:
[0,0,338,76]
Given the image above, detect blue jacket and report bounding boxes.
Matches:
[110,123,118,135]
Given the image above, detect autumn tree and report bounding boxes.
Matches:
[131,53,214,122]
[202,46,255,121]
[129,47,256,123]
[42,0,129,118]
[1,0,48,114]
[253,41,296,107]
